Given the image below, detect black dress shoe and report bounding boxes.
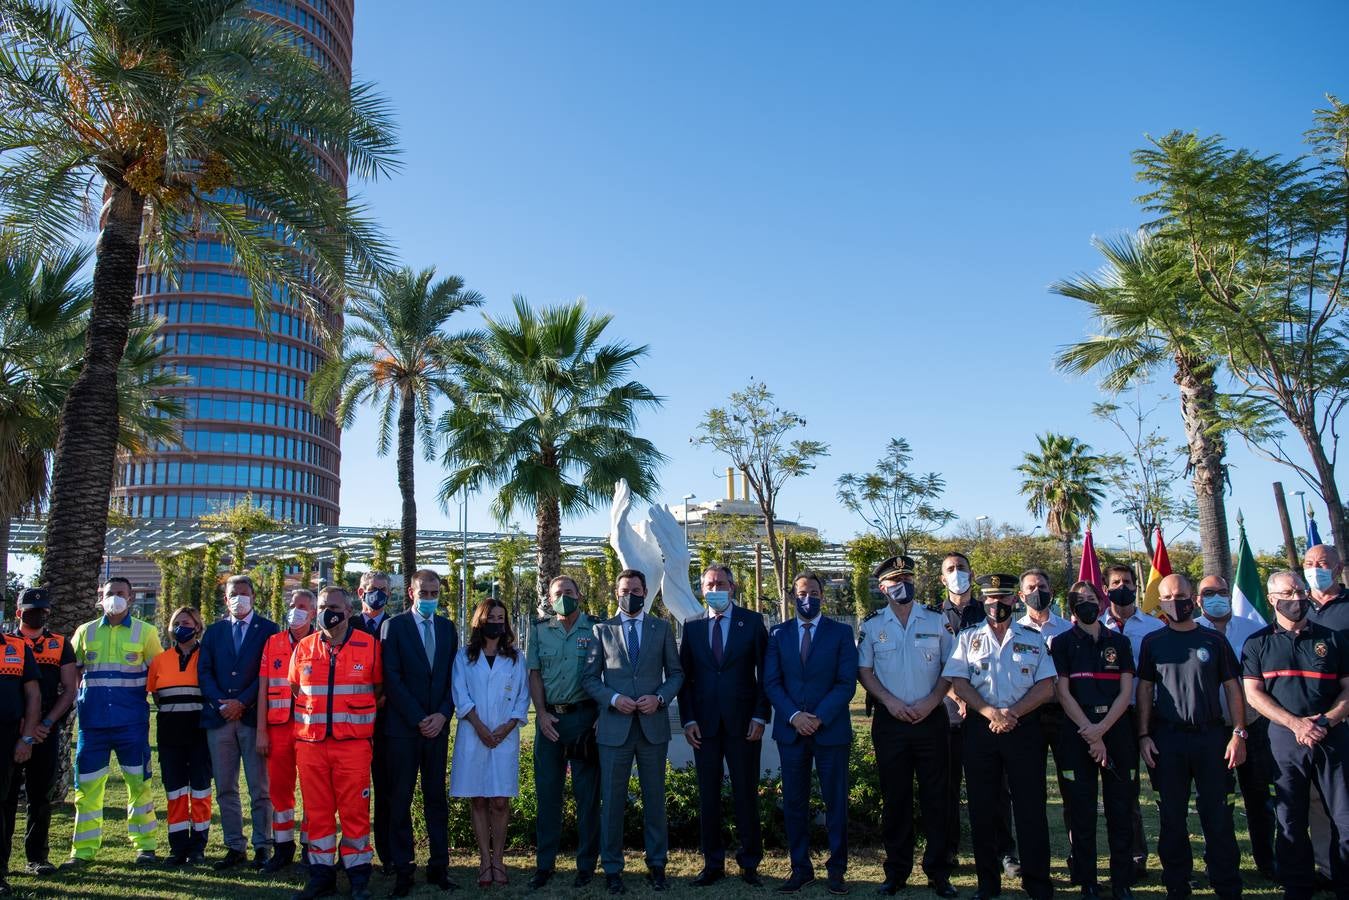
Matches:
[574,870,594,888]
[929,879,958,898]
[741,869,764,887]
[648,866,667,891]
[606,874,626,894]
[391,870,415,898]
[827,876,849,895]
[778,873,817,894]
[876,880,906,895]
[214,849,248,871]
[293,877,338,900]
[251,848,272,869]
[426,866,456,891]
[693,868,725,887]
[529,869,555,889]
[187,851,207,866]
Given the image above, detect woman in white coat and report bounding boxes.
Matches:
[450,598,530,887]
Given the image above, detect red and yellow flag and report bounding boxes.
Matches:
[1140,527,1172,616]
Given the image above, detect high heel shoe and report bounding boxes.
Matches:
[492,862,508,885]
[477,863,494,888]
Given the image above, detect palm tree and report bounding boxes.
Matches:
[1017,433,1106,585]
[1053,232,1234,580]
[0,0,399,616]
[311,266,483,578]
[438,297,665,600]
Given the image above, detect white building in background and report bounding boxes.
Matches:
[671,468,820,543]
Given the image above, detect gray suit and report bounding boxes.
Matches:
[582,612,684,874]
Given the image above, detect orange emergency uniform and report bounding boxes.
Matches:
[260,629,307,850]
[289,628,381,879]
[146,646,211,858]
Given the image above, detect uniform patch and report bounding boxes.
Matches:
[576,636,590,649]
[877,632,889,644]
[125,652,138,662]
[353,663,365,671]
[273,659,283,669]
[3,645,16,656]
[362,788,371,799]
[1021,667,1031,676]
[47,640,58,650]
[85,651,97,661]
[1316,641,1328,658]
[303,665,312,675]
[1103,647,1118,666]
[971,636,983,652]
[1197,648,1211,663]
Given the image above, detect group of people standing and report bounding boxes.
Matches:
[0,544,1344,900]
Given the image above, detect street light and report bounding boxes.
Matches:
[1294,490,1309,536]
[682,494,697,547]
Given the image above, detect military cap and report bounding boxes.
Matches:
[872,555,916,580]
[976,573,1018,596]
[17,587,50,610]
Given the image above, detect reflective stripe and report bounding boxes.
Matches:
[275,809,295,824]
[1262,669,1338,681]
[167,821,190,833]
[1068,672,1122,681]
[127,820,156,834]
[345,850,373,868]
[83,676,147,688]
[131,801,155,816]
[295,711,376,726]
[85,663,149,675]
[165,787,189,800]
[192,821,210,831]
[309,835,337,850]
[310,851,336,866]
[73,826,102,843]
[266,677,289,687]
[340,836,369,850]
[274,828,294,842]
[190,789,211,799]
[297,683,374,697]
[268,700,291,709]
[78,766,110,782]
[154,686,201,698]
[130,620,144,643]
[159,702,204,712]
[121,765,147,778]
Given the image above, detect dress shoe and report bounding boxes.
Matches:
[426,866,456,891]
[647,866,667,891]
[876,880,906,895]
[777,872,817,894]
[1080,887,1101,899]
[692,868,725,887]
[25,860,55,876]
[214,848,248,871]
[391,870,415,898]
[292,877,338,900]
[606,873,626,894]
[57,858,90,872]
[187,851,207,865]
[929,879,958,898]
[264,842,295,873]
[741,868,764,887]
[166,852,188,867]
[529,869,554,889]
[1000,856,1021,879]
[134,851,158,867]
[827,876,849,895]
[251,847,272,869]
[574,870,594,887]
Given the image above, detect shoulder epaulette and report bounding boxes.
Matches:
[861,609,882,623]
[534,616,550,625]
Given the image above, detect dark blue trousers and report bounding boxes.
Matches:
[1150,725,1241,900]
[778,736,849,879]
[1269,722,1349,900]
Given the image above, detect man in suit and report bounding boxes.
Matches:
[765,570,860,896]
[352,570,392,870]
[380,568,459,896]
[198,573,279,870]
[678,563,770,888]
[582,568,684,896]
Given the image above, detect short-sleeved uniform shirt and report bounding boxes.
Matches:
[941,599,986,724]
[1103,608,1166,704]
[942,620,1056,709]
[526,612,594,705]
[1309,587,1349,637]
[1051,625,1135,718]
[858,604,954,705]
[1196,615,1267,723]
[1241,620,1349,719]
[71,615,163,729]
[0,636,39,722]
[1137,625,1239,727]
[19,630,75,720]
[1018,611,1072,647]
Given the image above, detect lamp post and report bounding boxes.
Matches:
[1294,490,1309,538]
[975,515,990,542]
[682,494,697,547]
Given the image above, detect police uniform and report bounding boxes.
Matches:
[859,556,956,891]
[1136,625,1243,899]
[1241,618,1349,900]
[1018,608,1073,875]
[147,642,211,861]
[940,574,1056,900]
[525,611,601,879]
[1051,623,1137,894]
[0,628,40,886]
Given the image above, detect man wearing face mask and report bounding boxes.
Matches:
[527,576,601,889]
[255,589,317,875]
[4,588,76,877]
[381,570,460,896]
[1136,573,1245,900]
[1195,575,1276,881]
[943,574,1056,900]
[765,571,860,895]
[1304,544,1349,885]
[198,573,279,870]
[1242,570,1349,900]
[64,577,163,868]
[353,571,393,636]
[290,586,383,900]
[351,570,392,870]
[582,569,683,895]
[678,564,770,888]
[857,556,957,897]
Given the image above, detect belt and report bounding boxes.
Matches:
[546,700,596,714]
[1158,719,1224,733]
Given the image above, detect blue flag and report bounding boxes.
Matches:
[1308,511,1323,549]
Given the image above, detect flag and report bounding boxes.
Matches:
[1078,527,1104,609]
[1232,520,1270,623]
[1308,510,1323,549]
[1140,527,1171,616]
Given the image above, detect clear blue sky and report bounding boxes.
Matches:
[336,0,1345,559]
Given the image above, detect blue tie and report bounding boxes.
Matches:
[421,618,435,665]
[626,619,640,665]
[233,620,244,655]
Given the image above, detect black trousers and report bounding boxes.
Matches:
[1040,705,1074,852]
[1151,724,1241,900]
[159,734,212,857]
[385,730,449,872]
[1236,717,1276,873]
[0,721,25,870]
[2,722,61,867]
[1058,715,1136,891]
[1126,706,1149,867]
[693,719,763,871]
[371,718,390,867]
[875,707,950,884]
[964,713,1052,899]
[947,721,1015,862]
[1269,721,1349,900]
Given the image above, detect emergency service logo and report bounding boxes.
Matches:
[4,644,16,657]
[47,640,58,650]
[273,659,283,669]
[1197,648,1211,663]
[1316,641,1329,658]
[1103,647,1118,666]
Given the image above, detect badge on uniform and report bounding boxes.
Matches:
[577,636,589,649]
[47,640,58,650]
[1021,667,1031,676]
[1103,647,1118,667]
[125,652,138,662]
[86,651,97,661]
[1316,641,1329,658]
[877,632,888,644]
[273,659,283,670]
[303,664,312,675]
[1197,648,1211,663]
[971,635,982,652]
[3,645,15,657]
[353,663,364,671]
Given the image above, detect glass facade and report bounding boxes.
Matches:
[112,0,355,527]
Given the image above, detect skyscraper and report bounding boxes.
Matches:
[112,0,355,527]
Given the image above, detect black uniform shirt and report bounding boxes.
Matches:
[1137,625,1239,727]
[1051,624,1135,716]
[1309,587,1349,637]
[1241,620,1348,718]
[22,631,75,718]
[0,639,38,722]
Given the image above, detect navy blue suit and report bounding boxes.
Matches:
[765,615,859,879]
[198,613,278,729]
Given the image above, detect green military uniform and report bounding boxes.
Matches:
[527,612,601,878]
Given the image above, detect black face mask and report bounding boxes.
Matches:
[320,609,347,631]
[1025,588,1052,611]
[984,599,1013,624]
[19,610,47,629]
[1160,598,1195,623]
[481,622,505,640]
[1107,587,1135,608]
[1276,595,1310,622]
[884,583,914,606]
[363,589,388,611]
[1071,596,1100,626]
[618,593,645,615]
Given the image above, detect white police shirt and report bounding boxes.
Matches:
[942,620,1056,709]
[1016,610,1072,647]
[857,604,954,705]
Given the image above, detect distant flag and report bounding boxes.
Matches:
[1308,508,1323,549]
[1140,527,1172,616]
[1231,516,1270,624]
[1078,526,1105,609]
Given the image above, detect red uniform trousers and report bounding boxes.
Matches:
[267,721,306,846]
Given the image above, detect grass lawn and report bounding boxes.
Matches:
[7,700,1285,899]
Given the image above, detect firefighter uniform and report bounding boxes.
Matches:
[1050,624,1138,894]
[289,628,382,893]
[1241,619,1349,900]
[147,645,211,859]
[261,629,307,858]
[69,615,162,859]
[1137,626,1243,900]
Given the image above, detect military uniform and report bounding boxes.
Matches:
[941,575,1056,900]
[526,611,601,878]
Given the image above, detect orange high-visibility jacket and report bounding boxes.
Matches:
[288,629,381,742]
[260,630,305,726]
[28,632,66,667]
[146,646,204,713]
[0,634,30,677]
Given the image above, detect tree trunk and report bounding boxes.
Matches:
[1064,535,1074,589]
[41,188,145,635]
[536,493,561,604]
[761,513,787,620]
[0,516,10,606]
[1296,417,1348,560]
[1175,359,1232,581]
[397,385,417,579]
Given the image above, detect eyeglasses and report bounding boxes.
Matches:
[1269,589,1309,599]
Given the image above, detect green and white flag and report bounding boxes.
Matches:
[1232,520,1269,623]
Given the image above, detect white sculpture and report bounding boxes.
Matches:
[608,480,704,623]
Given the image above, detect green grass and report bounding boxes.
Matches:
[7,700,1285,899]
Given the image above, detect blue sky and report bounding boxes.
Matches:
[292,2,1346,557]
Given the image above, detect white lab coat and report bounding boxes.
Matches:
[448,647,531,797]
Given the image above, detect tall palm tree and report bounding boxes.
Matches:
[311,266,483,578]
[0,0,399,616]
[438,297,665,601]
[1017,433,1106,585]
[1053,232,1234,580]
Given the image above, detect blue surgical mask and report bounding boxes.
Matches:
[364,589,388,611]
[416,599,438,618]
[1305,567,1337,593]
[704,590,731,613]
[795,595,821,620]
[1202,593,1232,618]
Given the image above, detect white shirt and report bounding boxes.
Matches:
[229,610,254,632]
[1103,607,1165,703]
[858,604,954,705]
[1017,610,1072,647]
[942,620,1056,709]
[1197,614,1265,723]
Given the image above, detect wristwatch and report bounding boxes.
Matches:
[1232,727,1249,740]
[1314,714,1331,729]
[20,736,35,746]
[39,718,52,729]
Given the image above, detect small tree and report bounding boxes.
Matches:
[492,536,530,615]
[371,531,395,574]
[269,559,287,623]
[199,495,282,575]
[844,534,889,617]
[199,542,224,622]
[294,552,316,593]
[152,552,179,634]
[444,547,461,616]
[836,438,955,555]
[1093,397,1193,556]
[332,548,350,586]
[1017,434,1106,585]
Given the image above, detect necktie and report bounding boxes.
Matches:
[626,619,640,665]
[800,622,813,664]
[233,620,244,655]
[711,615,724,665]
[421,618,435,665]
